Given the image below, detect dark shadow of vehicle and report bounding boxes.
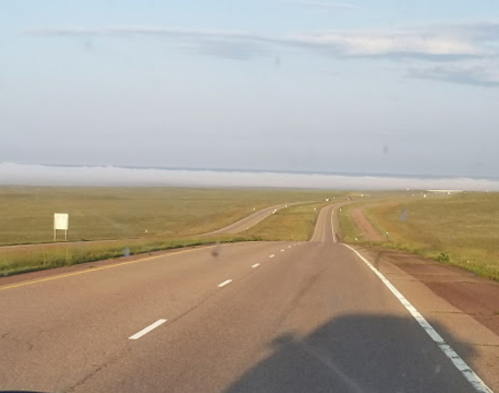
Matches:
[223,314,478,393]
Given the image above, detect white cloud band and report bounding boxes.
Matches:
[1,163,498,191]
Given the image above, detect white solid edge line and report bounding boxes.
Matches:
[342,244,493,393]
[269,254,275,258]
[252,263,260,268]
[331,207,337,243]
[129,319,167,340]
[218,279,232,288]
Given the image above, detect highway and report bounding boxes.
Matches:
[200,203,299,236]
[0,205,491,393]
[0,202,305,251]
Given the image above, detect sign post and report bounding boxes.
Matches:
[54,213,69,241]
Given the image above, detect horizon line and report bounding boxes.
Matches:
[2,162,498,182]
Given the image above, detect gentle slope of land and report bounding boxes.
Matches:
[340,192,499,281]
[0,187,338,276]
[0,186,341,245]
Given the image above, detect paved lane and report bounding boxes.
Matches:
[0,204,489,393]
[201,202,305,236]
[0,241,297,392]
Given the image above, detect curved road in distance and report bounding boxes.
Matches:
[0,203,494,392]
[200,202,310,236]
[0,201,315,251]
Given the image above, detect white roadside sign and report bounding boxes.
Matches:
[54,213,69,241]
[54,213,69,230]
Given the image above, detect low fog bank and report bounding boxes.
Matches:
[1,163,498,191]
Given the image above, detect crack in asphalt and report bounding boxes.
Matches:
[65,346,132,393]
[63,276,250,392]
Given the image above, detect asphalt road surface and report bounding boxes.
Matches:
[0,205,489,393]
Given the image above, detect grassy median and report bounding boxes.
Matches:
[362,192,499,281]
[241,202,329,241]
[338,203,364,242]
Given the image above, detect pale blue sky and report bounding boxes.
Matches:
[1,1,499,177]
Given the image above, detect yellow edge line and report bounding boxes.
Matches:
[0,246,215,292]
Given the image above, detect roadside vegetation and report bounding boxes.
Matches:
[241,202,330,241]
[0,188,341,277]
[0,236,245,277]
[0,186,343,245]
[343,192,499,282]
[338,203,364,242]
[337,192,408,242]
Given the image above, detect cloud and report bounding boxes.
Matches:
[26,26,279,61]
[303,30,490,58]
[2,163,499,190]
[409,61,499,88]
[182,40,270,60]
[273,0,360,10]
[26,26,275,44]
[25,23,499,86]
[26,23,499,61]
[440,22,499,42]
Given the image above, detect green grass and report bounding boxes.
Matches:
[241,202,329,241]
[0,236,246,277]
[0,202,332,277]
[364,192,499,281]
[0,202,328,277]
[337,193,429,244]
[0,186,344,246]
[338,203,364,242]
[0,188,342,277]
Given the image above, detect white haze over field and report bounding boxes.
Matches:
[1,163,498,191]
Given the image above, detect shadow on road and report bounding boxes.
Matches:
[222,314,477,393]
[0,316,482,393]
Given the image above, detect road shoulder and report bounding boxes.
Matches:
[349,245,499,392]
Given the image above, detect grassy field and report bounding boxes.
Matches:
[0,187,340,276]
[241,202,329,241]
[338,203,364,242]
[0,235,246,277]
[363,192,499,281]
[0,186,343,246]
[337,192,410,242]
[0,203,330,277]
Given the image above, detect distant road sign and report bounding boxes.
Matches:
[54,213,69,230]
[54,213,69,241]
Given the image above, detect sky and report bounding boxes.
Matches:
[1,0,499,178]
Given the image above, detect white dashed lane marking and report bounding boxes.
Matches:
[129,319,167,340]
[218,279,232,288]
